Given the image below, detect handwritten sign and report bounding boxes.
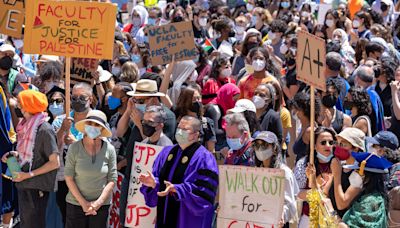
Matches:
[148,21,196,65]
[24,0,117,59]
[296,30,326,92]
[69,58,98,85]
[217,165,286,227]
[0,0,24,38]
[108,172,124,228]
[125,142,163,227]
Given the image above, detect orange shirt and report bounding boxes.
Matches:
[238,74,279,99]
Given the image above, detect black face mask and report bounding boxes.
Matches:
[247,42,259,51]
[322,94,338,108]
[142,123,157,137]
[172,16,184,22]
[286,58,296,66]
[381,4,388,12]
[228,31,236,37]
[0,56,13,71]
[343,100,354,110]
[14,107,24,118]
[190,101,203,115]
[71,100,89,113]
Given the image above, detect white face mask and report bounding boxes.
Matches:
[349,171,363,188]
[280,44,288,55]
[252,59,266,72]
[268,31,276,40]
[246,3,254,12]
[352,20,360,28]
[293,16,300,23]
[325,19,335,28]
[301,11,310,18]
[220,68,232,78]
[252,95,266,109]
[199,17,208,27]
[235,25,246,34]
[112,66,121,76]
[133,17,142,27]
[213,32,221,39]
[255,148,273,161]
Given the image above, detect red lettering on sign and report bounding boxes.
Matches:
[126,204,151,226]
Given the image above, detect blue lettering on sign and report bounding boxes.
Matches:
[148,24,178,37]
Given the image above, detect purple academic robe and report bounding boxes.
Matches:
[141,143,219,228]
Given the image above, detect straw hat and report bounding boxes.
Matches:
[75,110,112,137]
[127,79,165,97]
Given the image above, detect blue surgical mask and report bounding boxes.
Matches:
[227,137,244,150]
[316,152,333,163]
[144,36,149,43]
[148,18,157,26]
[108,95,121,110]
[281,2,290,8]
[49,101,64,116]
[85,125,102,139]
[131,54,141,63]
[136,103,146,113]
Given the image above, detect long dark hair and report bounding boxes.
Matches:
[362,171,388,211]
[248,47,280,77]
[243,110,260,134]
[209,57,229,80]
[241,33,262,57]
[175,82,203,120]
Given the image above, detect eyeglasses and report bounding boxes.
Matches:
[50,98,64,104]
[142,120,160,127]
[320,140,335,146]
[71,95,89,102]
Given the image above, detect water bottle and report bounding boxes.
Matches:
[6,152,21,179]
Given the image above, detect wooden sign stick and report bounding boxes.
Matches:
[309,85,315,164]
[65,57,71,118]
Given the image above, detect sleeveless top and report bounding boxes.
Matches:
[332,109,344,134]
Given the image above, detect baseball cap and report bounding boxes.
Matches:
[0,44,15,54]
[253,131,278,144]
[366,131,399,150]
[228,99,256,114]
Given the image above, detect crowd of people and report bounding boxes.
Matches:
[1,0,400,227]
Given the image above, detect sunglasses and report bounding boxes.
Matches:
[320,140,335,146]
[252,142,271,150]
[71,95,89,102]
[50,98,64,104]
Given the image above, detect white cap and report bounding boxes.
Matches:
[228,99,257,114]
[0,44,15,54]
[98,65,113,82]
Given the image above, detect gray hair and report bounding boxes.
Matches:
[73,82,93,96]
[326,52,342,72]
[180,115,201,132]
[145,105,167,123]
[355,65,374,83]
[224,113,250,134]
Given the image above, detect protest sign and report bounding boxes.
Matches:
[217,165,286,228]
[125,142,163,227]
[24,0,117,59]
[317,3,332,25]
[0,0,25,38]
[108,172,124,228]
[69,58,98,86]
[296,30,326,92]
[148,21,196,65]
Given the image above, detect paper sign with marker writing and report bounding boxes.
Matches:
[69,58,98,86]
[0,0,24,38]
[296,30,326,91]
[24,0,117,59]
[108,172,124,228]
[217,165,286,228]
[148,21,196,65]
[125,142,163,227]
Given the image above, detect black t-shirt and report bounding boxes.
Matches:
[374,82,392,117]
[259,108,283,144]
[328,170,352,218]
[16,122,59,192]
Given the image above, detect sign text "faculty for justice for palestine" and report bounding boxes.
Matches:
[24,0,116,59]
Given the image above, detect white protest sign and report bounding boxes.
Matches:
[217,165,286,228]
[108,172,124,228]
[125,142,163,227]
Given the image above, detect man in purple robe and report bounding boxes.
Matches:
[139,115,219,228]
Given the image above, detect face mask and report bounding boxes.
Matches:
[112,66,121,76]
[227,137,244,150]
[268,31,276,40]
[349,171,363,188]
[255,148,273,161]
[0,56,13,71]
[108,95,122,110]
[287,58,296,66]
[252,59,265,72]
[193,55,200,63]
[235,25,245,34]
[280,44,288,55]
[133,18,142,27]
[325,19,334,28]
[49,102,64,116]
[228,31,236,38]
[72,99,89,113]
[343,100,354,110]
[13,39,24,49]
[334,146,351,161]
[220,68,232,78]
[281,2,290,8]
[199,17,208,27]
[252,95,266,109]
[131,54,141,63]
[190,101,202,114]
[322,94,337,108]
[301,11,310,18]
[246,3,254,12]
[293,16,300,23]
[214,32,221,39]
[143,123,157,137]
[251,16,257,26]
[14,107,24,118]
[147,18,157,26]
[352,20,360,28]
[175,128,191,145]
[173,16,184,22]
[381,4,388,12]
[136,103,147,113]
[85,125,102,139]
[316,152,333,163]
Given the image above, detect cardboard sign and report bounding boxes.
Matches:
[0,0,25,38]
[69,58,98,85]
[24,0,117,59]
[217,165,286,227]
[125,142,163,227]
[108,172,124,228]
[148,21,196,65]
[296,31,326,92]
